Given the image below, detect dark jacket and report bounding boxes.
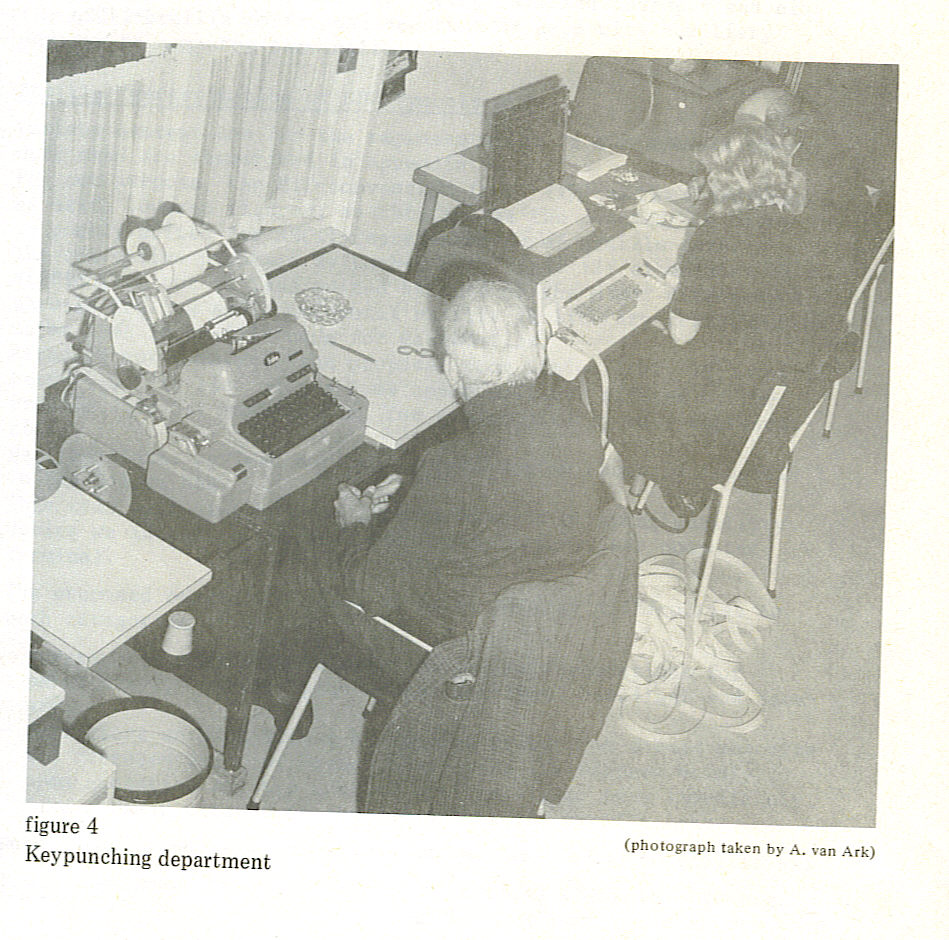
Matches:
[364,502,639,817]
[338,379,603,649]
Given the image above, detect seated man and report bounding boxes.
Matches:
[333,279,605,688]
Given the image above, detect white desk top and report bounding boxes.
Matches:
[29,669,65,723]
[269,249,460,449]
[32,483,211,667]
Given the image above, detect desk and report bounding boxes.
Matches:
[412,144,487,246]
[411,141,689,255]
[269,248,459,449]
[32,483,211,666]
[35,260,465,785]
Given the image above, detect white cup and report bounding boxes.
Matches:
[162,611,195,656]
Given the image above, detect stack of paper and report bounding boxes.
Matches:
[492,184,594,257]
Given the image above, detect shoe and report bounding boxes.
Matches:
[660,485,710,519]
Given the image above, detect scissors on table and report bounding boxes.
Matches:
[397,344,436,358]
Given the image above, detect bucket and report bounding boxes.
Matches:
[73,697,213,807]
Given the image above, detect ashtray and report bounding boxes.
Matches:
[295,287,352,326]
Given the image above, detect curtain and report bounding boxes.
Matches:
[40,44,384,387]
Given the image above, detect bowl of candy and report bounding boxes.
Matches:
[295,287,352,326]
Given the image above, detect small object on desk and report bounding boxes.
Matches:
[162,610,196,656]
[610,167,641,185]
[397,344,435,358]
[329,339,376,363]
[563,132,627,182]
[295,286,352,326]
[634,189,695,227]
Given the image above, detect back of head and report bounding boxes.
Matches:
[441,280,544,389]
[735,87,810,137]
[695,121,806,217]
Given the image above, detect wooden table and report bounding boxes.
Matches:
[32,482,211,666]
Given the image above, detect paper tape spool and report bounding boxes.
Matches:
[126,215,209,289]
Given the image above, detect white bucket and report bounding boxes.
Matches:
[74,697,213,807]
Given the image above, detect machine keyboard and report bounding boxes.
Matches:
[239,381,347,458]
[573,275,643,324]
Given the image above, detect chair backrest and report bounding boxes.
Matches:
[737,329,860,493]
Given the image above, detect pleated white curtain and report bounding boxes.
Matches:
[41,44,384,385]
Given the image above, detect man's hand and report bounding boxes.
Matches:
[363,473,403,514]
[335,483,373,527]
[335,474,404,527]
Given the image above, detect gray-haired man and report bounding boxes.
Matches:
[333,280,604,683]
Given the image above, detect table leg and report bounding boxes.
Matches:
[219,512,281,781]
[415,188,439,248]
[222,698,252,779]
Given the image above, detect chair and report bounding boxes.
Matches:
[248,503,638,815]
[246,607,433,810]
[822,225,894,437]
[633,331,860,600]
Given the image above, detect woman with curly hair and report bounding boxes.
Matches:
[603,121,854,518]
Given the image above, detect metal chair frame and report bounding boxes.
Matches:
[822,226,894,437]
[634,378,826,601]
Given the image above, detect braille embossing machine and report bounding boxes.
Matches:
[67,210,368,522]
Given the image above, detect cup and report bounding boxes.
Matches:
[162,611,195,656]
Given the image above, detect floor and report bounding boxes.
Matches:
[55,271,889,826]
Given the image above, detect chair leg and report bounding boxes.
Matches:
[823,379,840,438]
[247,663,325,810]
[692,486,730,634]
[856,263,884,393]
[633,480,654,515]
[769,464,789,598]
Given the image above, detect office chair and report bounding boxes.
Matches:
[822,225,894,437]
[634,330,860,600]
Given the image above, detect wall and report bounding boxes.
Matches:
[797,62,899,187]
[349,50,587,273]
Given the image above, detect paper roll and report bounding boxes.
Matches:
[125,215,209,289]
[126,227,166,273]
[170,281,227,330]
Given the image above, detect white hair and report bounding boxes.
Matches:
[441,280,544,388]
